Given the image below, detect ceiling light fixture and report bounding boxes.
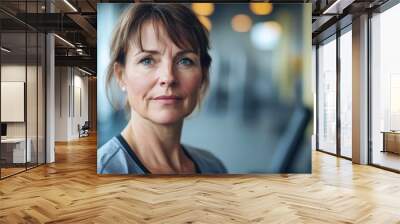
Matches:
[1,47,11,53]
[54,34,75,48]
[63,0,78,12]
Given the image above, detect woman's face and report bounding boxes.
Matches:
[117,22,204,125]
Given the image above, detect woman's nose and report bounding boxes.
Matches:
[159,62,177,87]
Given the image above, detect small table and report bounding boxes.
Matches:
[381,131,400,154]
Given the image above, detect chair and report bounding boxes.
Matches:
[78,121,90,138]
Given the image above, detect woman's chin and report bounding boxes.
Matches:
[149,112,186,125]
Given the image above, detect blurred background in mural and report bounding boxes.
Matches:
[97,3,312,173]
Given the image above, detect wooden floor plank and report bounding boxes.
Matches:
[0,134,400,223]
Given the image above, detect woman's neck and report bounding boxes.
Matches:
[121,114,194,174]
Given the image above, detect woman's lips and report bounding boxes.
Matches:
[153,95,182,104]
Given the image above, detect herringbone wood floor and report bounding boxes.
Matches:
[1,134,400,223]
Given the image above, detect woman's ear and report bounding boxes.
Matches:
[114,62,126,92]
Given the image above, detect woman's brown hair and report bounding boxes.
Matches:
[105,3,212,111]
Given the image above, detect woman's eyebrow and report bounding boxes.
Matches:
[134,50,160,56]
[134,49,197,57]
[175,50,197,57]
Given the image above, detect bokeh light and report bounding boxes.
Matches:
[250,3,273,16]
[250,21,282,50]
[231,14,252,32]
[198,15,212,31]
[192,3,214,16]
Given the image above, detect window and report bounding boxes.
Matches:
[371,2,400,171]
[339,28,352,158]
[317,36,337,154]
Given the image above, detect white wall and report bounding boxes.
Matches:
[72,73,89,138]
[54,67,89,141]
[55,66,69,141]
